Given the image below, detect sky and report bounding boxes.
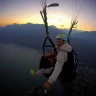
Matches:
[0,0,96,31]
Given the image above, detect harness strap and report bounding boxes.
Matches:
[43,35,57,55]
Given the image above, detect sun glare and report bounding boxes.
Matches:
[47,14,71,29]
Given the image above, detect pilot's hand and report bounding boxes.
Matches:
[44,82,51,90]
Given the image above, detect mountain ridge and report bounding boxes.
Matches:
[0,23,96,70]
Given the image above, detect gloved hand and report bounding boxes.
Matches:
[30,69,36,77]
[44,82,51,90]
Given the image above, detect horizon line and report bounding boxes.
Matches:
[0,23,95,32]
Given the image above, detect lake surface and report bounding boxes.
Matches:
[0,43,63,96]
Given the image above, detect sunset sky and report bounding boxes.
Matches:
[0,0,96,31]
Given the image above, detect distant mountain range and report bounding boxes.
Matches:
[0,23,96,69]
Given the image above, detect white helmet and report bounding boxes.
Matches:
[56,33,68,43]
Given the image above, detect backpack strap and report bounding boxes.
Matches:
[58,49,79,84]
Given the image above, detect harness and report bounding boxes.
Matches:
[39,49,78,84]
[39,54,56,78]
[39,0,78,83]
